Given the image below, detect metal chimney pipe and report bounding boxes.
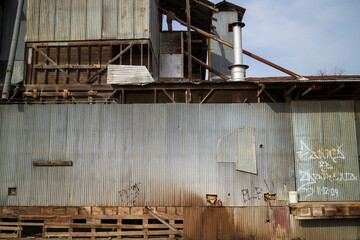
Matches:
[229,22,248,81]
[2,0,24,99]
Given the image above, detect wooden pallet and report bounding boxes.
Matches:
[0,206,183,239]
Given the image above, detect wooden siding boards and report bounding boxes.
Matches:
[70,0,86,40]
[39,0,56,41]
[26,0,40,41]
[134,0,149,39]
[118,0,134,39]
[102,0,118,39]
[54,0,71,41]
[86,0,102,40]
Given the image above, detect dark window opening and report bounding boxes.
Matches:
[73,219,86,224]
[228,24,233,32]
[21,226,43,238]
[101,219,117,224]
[122,219,142,225]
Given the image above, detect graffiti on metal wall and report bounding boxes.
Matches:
[241,187,263,203]
[295,139,358,199]
[119,182,141,206]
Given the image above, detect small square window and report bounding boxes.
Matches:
[8,187,16,196]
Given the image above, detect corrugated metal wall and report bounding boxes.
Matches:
[292,101,360,201]
[0,103,295,207]
[26,0,151,42]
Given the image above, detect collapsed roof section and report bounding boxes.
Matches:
[159,0,217,32]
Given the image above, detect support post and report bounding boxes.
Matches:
[186,0,192,81]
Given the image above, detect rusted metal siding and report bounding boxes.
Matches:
[26,0,151,41]
[292,101,360,201]
[0,103,295,207]
[183,207,360,240]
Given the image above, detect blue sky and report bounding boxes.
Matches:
[169,0,360,77]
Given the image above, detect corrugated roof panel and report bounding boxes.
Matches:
[292,101,360,201]
[26,0,40,42]
[39,0,55,41]
[86,0,102,40]
[118,0,134,39]
[102,0,118,39]
[70,0,86,40]
[54,0,71,41]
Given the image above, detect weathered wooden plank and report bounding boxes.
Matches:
[0,226,22,231]
[33,161,73,166]
[55,0,71,41]
[134,0,149,39]
[87,0,102,40]
[39,0,56,41]
[0,233,18,238]
[26,0,41,41]
[0,222,44,226]
[70,0,86,40]
[102,0,118,39]
[118,0,134,39]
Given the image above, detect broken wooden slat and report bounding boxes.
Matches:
[144,206,190,240]
[33,161,73,167]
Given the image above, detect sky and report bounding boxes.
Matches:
[169,0,360,77]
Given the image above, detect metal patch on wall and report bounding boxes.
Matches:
[217,127,257,174]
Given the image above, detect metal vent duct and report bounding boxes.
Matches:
[229,22,248,81]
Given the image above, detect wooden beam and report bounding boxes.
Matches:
[32,46,78,84]
[144,207,190,240]
[186,0,192,82]
[200,88,214,104]
[302,85,316,96]
[87,43,134,84]
[192,0,219,12]
[33,161,73,166]
[162,89,176,103]
[263,89,277,103]
[257,83,265,97]
[328,84,345,95]
[34,64,107,70]
[184,51,229,81]
[284,84,297,97]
